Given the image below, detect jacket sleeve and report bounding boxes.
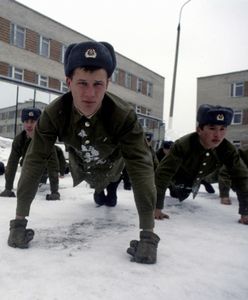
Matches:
[5,136,23,190]
[155,142,184,209]
[16,111,58,216]
[114,109,156,230]
[219,142,248,215]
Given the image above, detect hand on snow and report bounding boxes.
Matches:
[8,219,34,248]
[155,209,170,220]
[0,189,16,197]
[239,215,248,225]
[127,231,160,264]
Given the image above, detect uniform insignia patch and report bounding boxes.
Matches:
[85,48,97,58]
[216,114,224,121]
[28,112,34,117]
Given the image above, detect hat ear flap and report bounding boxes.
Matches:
[64,43,76,75]
[101,42,117,71]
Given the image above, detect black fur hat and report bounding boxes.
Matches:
[21,108,41,122]
[197,104,233,126]
[64,41,116,78]
[163,141,174,149]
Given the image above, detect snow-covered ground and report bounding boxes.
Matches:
[0,136,247,300]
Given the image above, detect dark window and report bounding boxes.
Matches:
[10,24,25,48]
[231,82,244,97]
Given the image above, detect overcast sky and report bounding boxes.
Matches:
[7,0,248,136]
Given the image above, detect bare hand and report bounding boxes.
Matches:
[155,209,170,220]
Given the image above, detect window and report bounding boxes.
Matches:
[231,82,244,97]
[125,72,132,89]
[39,36,50,57]
[138,118,147,128]
[61,44,67,63]
[8,111,15,119]
[147,82,153,97]
[111,69,119,83]
[60,81,68,93]
[135,105,141,114]
[38,75,48,87]
[9,66,24,81]
[232,110,242,125]
[10,24,25,48]
[137,78,143,93]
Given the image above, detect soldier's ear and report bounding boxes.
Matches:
[196,126,201,134]
[66,77,71,88]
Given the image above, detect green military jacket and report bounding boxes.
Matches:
[239,148,248,166]
[5,130,58,191]
[155,132,248,215]
[16,92,156,229]
[5,131,30,190]
[215,147,248,198]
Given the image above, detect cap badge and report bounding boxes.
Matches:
[216,114,224,121]
[85,48,97,58]
[28,112,34,117]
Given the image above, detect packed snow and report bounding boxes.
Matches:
[0,136,247,300]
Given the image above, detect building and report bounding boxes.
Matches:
[0,0,165,147]
[197,70,248,148]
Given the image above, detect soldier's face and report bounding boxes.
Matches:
[197,124,227,149]
[66,68,109,117]
[23,119,37,138]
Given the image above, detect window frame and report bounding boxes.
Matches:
[10,23,25,48]
[38,74,48,87]
[39,36,50,57]
[111,69,119,83]
[61,44,67,63]
[231,82,244,97]
[60,81,68,93]
[125,72,132,89]
[137,78,143,93]
[232,109,242,125]
[9,66,24,81]
[146,82,153,97]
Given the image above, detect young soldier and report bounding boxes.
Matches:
[0,108,60,200]
[155,104,248,224]
[7,41,159,264]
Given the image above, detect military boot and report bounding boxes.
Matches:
[105,181,119,207]
[94,190,106,206]
[46,192,60,200]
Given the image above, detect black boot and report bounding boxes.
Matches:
[94,190,106,206]
[46,192,60,200]
[169,185,191,202]
[201,180,215,193]
[105,181,119,207]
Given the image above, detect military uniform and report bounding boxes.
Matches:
[211,148,248,198]
[4,130,59,194]
[155,132,248,216]
[16,91,156,229]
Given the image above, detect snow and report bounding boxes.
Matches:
[0,136,247,300]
